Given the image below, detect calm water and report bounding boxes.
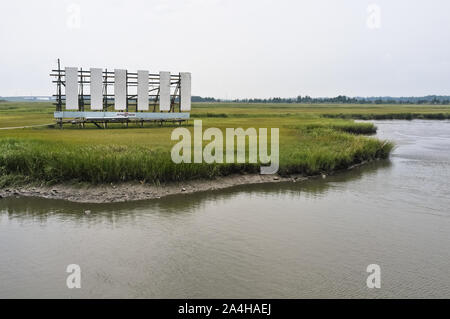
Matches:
[1,120,449,298]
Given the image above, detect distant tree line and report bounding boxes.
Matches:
[192,96,219,102]
[192,95,450,105]
[2,95,448,105]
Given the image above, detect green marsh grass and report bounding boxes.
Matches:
[3,101,447,186]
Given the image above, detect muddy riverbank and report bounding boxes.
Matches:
[0,161,372,203]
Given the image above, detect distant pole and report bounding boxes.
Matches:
[57,58,62,112]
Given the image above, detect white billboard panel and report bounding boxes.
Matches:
[137,70,149,111]
[159,71,171,111]
[180,72,191,111]
[65,67,79,110]
[114,69,127,110]
[90,68,103,110]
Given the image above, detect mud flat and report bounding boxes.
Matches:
[0,161,374,203]
[0,174,305,203]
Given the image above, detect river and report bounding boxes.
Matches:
[1,120,449,298]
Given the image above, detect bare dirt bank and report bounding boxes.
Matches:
[0,174,307,203]
[0,161,371,203]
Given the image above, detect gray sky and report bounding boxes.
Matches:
[0,0,449,98]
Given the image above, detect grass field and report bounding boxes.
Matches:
[0,101,448,186]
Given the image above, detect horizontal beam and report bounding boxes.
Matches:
[54,111,190,120]
[51,70,181,78]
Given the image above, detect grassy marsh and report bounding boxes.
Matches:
[1,101,447,186]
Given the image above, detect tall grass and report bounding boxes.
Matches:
[303,122,377,134]
[322,112,450,120]
[0,126,392,186]
[0,102,407,186]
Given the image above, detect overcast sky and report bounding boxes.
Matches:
[0,0,449,98]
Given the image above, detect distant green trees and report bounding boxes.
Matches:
[192,95,450,105]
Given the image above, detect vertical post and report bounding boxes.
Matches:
[125,70,128,112]
[126,70,129,127]
[80,67,84,128]
[153,87,159,112]
[178,73,181,112]
[57,58,62,112]
[56,58,63,128]
[79,67,82,112]
[104,68,108,112]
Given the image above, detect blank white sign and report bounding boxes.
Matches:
[137,70,149,111]
[114,69,127,110]
[65,67,79,110]
[180,72,191,111]
[159,71,171,111]
[90,68,103,110]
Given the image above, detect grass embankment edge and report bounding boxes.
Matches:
[0,125,393,188]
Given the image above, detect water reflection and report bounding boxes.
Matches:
[0,160,391,222]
